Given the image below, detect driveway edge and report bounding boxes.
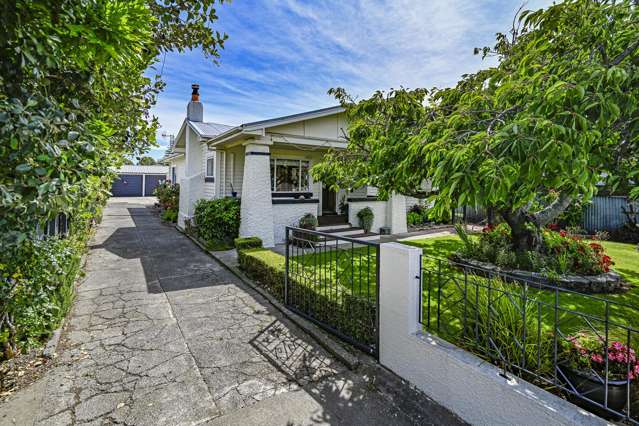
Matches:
[176,226,360,370]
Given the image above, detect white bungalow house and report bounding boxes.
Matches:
[164,84,407,247]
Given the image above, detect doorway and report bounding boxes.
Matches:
[322,185,337,215]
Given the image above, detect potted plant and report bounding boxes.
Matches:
[293,213,319,247]
[357,207,374,233]
[559,331,639,417]
[230,183,238,198]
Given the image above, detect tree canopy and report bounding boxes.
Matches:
[138,156,157,166]
[0,0,227,245]
[313,0,639,251]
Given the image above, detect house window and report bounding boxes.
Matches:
[206,157,215,177]
[171,166,176,183]
[270,158,310,192]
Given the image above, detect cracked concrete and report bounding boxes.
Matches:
[1,197,464,426]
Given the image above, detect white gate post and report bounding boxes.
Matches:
[379,242,422,362]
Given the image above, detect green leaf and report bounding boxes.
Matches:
[15,164,32,173]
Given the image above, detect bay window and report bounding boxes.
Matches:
[270,158,310,192]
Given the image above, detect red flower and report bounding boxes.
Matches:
[559,230,567,237]
[548,223,560,231]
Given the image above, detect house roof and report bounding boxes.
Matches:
[118,165,168,174]
[189,121,234,138]
[207,105,344,145]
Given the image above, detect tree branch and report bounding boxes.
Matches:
[532,193,573,226]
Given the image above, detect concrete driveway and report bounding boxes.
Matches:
[1,197,462,425]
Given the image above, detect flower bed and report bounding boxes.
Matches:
[453,223,627,293]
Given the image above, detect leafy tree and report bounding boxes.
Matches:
[138,156,157,165]
[0,0,227,357]
[0,0,227,245]
[313,0,639,254]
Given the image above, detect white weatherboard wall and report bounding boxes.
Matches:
[378,242,607,426]
[272,203,319,244]
[239,142,275,247]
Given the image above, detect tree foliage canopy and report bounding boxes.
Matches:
[0,0,227,245]
[313,0,638,251]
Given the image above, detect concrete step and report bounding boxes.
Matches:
[321,227,364,237]
[316,223,351,231]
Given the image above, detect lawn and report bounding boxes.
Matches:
[404,235,639,341]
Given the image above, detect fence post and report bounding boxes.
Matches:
[284,227,289,305]
[379,242,422,364]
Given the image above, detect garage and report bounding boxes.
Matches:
[111,165,168,197]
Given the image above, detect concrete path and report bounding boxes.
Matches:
[1,197,463,426]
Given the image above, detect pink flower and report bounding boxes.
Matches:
[591,354,604,364]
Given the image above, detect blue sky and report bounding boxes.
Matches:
[147,0,552,160]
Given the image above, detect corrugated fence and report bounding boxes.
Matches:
[583,196,638,232]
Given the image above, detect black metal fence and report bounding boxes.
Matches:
[421,256,639,422]
[285,226,379,357]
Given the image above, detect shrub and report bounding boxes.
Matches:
[455,223,614,275]
[293,213,319,245]
[456,277,554,377]
[407,211,423,226]
[238,248,286,300]
[357,207,374,233]
[1,232,86,359]
[160,208,177,223]
[154,182,179,211]
[234,237,263,251]
[193,197,241,247]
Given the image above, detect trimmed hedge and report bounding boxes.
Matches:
[238,248,286,300]
[234,236,263,251]
[236,246,376,348]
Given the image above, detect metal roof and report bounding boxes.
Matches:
[117,165,168,174]
[189,121,234,138]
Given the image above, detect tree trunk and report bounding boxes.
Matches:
[499,193,573,254]
[501,209,542,254]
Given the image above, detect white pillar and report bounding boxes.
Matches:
[239,142,275,247]
[379,243,422,351]
[387,192,407,234]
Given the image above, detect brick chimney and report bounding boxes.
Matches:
[187,83,203,122]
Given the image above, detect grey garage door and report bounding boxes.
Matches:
[112,174,143,197]
[144,174,166,196]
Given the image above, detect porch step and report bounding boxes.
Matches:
[317,224,351,231]
[320,226,364,237]
[315,231,380,244]
[317,214,348,227]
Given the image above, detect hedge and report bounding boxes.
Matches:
[238,248,285,300]
[234,237,263,251]
[237,246,376,348]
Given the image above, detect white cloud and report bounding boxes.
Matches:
[148,0,554,159]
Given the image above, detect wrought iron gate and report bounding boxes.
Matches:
[284,227,380,357]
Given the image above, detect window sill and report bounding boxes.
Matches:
[272,198,319,205]
[272,191,313,199]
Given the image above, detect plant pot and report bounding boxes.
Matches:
[559,365,631,419]
[231,191,238,198]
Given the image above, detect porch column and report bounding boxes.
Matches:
[239,141,275,247]
[387,192,407,234]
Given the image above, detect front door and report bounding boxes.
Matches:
[322,185,337,215]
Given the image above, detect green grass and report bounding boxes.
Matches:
[289,236,639,333]
[290,245,378,300]
[405,236,639,337]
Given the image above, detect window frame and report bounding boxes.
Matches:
[270,158,310,193]
[205,156,215,178]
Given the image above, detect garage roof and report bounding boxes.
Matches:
[118,165,168,174]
